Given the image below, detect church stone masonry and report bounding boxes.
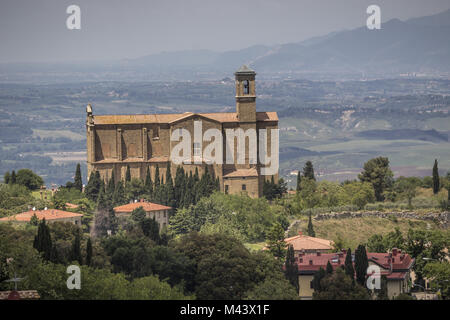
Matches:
[86,65,278,198]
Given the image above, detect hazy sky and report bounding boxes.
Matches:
[0,0,449,63]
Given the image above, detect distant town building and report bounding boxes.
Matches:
[0,208,82,225]
[296,248,415,300]
[86,65,278,198]
[113,199,171,231]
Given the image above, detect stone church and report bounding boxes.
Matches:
[86,65,278,198]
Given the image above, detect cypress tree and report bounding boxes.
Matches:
[85,171,101,202]
[125,165,131,183]
[86,237,93,266]
[432,159,440,194]
[50,243,59,264]
[74,163,83,192]
[33,219,52,261]
[154,165,160,189]
[326,260,333,274]
[4,171,10,184]
[106,171,115,204]
[10,170,16,184]
[97,180,108,211]
[312,267,326,292]
[145,166,153,198]
[112,180,126,206]
[303,161,315,181]
[70,231,82,264]
[354,244,369,287]
[108,208,118,235]
[174,167,185,208]
[344,248,354,279]
[307,211,315,237]
[165,163,175,207]
[296,170,302,192]
[285,244,299,291]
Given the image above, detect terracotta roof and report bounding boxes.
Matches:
[0,290,40,300]
[65,203,79,209]
[114,200,172,213]
[296,250,415,280]
[93,111,278,125]
[284,234,333,251]
[0,209,82,222]
[223,168,259,178]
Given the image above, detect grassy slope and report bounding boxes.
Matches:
[289,216,441,250]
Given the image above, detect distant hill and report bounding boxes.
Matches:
[355,129,448,142]
[129,9,450,76]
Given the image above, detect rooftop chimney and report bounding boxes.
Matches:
[44,207,48,211]
[309,259,313,265]
[392,248,398,256]
[316,252,321,256]
[299,257,303,263]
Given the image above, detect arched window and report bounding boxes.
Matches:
[243,80,249,95]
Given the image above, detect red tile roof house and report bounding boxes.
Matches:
[0,208,83,226]
[296,248,415,300]
[113,199,171,231]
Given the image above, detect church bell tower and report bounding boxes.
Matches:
[235,65,256,122]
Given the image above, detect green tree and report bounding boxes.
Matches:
[284,244,299,292]
[70,230,82,264]
[112,180,126,206]
[86,237,93,267]
[144,166,153,198]
[244,274,299,300]
[303,161,315,181]
[165,162,175,207]
[313,268,370,300]
[423,261,450,300]
[326,260,333,275]
[344,248,354,279]
[3,171,10,184]
[358,157,393,201]
[85,171,101,202]
[29,213,39,226]
[266,223,286,260]
[74,163,83,192]
[125,165,131,183]
[432,159,440,194]
[354,244,369,287]
[10,170,16,184]
[307,211,315,237]
[33,219,52,261]
[311,267,326,292]
[367,234,386,253]
[15,169,44,190]
[296,170,302,192]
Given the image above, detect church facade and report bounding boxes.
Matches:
[86,66,278,198]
